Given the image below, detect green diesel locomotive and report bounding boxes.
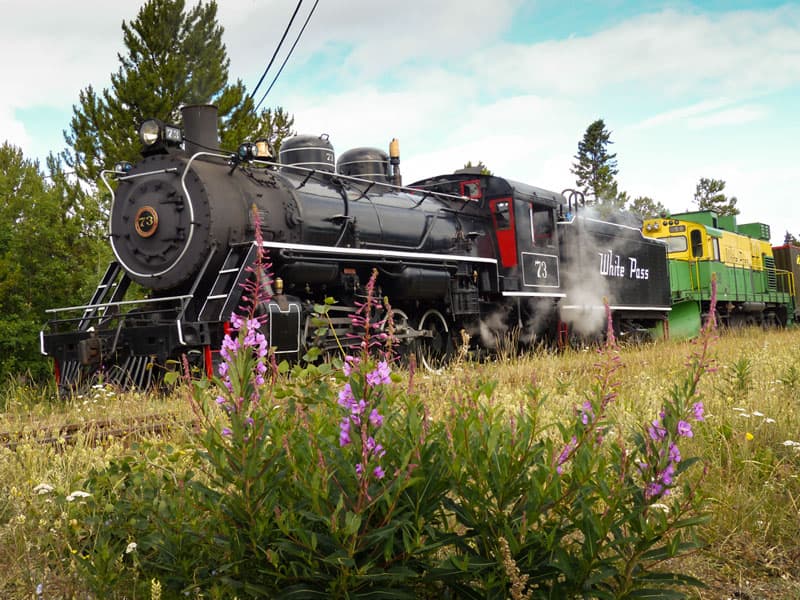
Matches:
[642,211,796,339]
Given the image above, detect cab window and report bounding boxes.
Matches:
[665,235,687,253]
[530,205,554,247]
[690,230,703,258]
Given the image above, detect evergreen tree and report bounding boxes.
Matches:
[0,144,106,381]
[596,180,629,211]
[784,231,799,245]
[222,106,295,157]
[629,196,668,220]
[571,119,619,203]
[64,0,293,185]
[693,177,739,216]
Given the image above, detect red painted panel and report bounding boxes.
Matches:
[459,179,482,200]
[204,345,213,379]
[490,197,517,268]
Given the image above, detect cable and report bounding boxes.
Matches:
[255,0,320,111]
[249,0,304,100]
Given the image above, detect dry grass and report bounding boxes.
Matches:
[1,327,798,598]
[413,327,800,599]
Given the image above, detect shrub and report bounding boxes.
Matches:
[66,261,715,598]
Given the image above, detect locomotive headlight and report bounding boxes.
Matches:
[140,120,161,146]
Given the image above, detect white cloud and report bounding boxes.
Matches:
[220,0,522,78]
[470,6,800,97]
[686,106,766,129]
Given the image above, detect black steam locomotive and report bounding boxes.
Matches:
[41,105,671,392]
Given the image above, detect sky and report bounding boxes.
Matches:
[2,0,799,243]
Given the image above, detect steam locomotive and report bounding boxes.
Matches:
[41,104,672,392]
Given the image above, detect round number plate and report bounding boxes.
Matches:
[134,206,159,238]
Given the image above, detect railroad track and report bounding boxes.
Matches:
[0,413,195,451]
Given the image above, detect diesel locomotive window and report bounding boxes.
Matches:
[690,229,703,258]
[492,200,511,230]
[664,235,688,253]
[530,205,555,247]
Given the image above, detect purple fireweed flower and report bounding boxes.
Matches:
[352,399,367,416]
[369,408,383,428]
[373,465,385,479]
[668,442,681,463]
[343,355,359,376]
[218,362,228,377]
[355,463,363,476]
[580,400,594,425]
[220,335,241,361]
[660,462,676,485]
[648,419,668,441]
[339,418,351,447]
[230,313,245,331]
[366,361,392,387]
[556,436,578,474]
[373,443,385,458]
[221,427,232,437]
[677,420,693,438]
[693,402,705,422]
[645,481,664,500]
[215,395,227,405]
[338,384,355,408]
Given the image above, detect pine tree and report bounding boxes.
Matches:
[693,178,739,216]
[571,119,619,203]
[629,196,668,220]
[64,0,293,184]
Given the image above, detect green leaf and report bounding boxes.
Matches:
[344,511,362,536]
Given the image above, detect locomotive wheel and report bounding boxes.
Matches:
[416,309,453,372]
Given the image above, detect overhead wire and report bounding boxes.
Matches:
[255,0,320,112]
[249,0,304,101]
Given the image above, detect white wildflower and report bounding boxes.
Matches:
[650,503,670,513]
[66,490,92,502]
[764,418,776,424]
[125,541,138,554]
[732,407,746,412]
[737,413,751,418]
[33,483,54,495]
[751,411,764,417]
[782,440,800,448]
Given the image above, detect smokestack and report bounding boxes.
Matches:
[181,104,219,155]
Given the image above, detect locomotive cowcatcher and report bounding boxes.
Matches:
[41,105,671,393]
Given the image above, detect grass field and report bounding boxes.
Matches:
[1,326,798,598]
